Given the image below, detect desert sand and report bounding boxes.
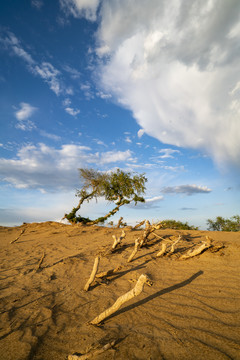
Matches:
[0,221,240,360]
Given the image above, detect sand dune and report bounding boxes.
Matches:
[0,222,240,359]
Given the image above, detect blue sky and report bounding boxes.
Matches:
[0,0,239,228]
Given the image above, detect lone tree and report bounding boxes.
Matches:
[64,168,147,225]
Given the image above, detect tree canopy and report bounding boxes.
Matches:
[64,168,147,224]
[207,215,240,232]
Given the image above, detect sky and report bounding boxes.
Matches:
[0,0,239,229]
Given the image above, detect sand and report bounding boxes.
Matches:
[0,221,240,360]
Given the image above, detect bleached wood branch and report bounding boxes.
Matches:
[95,266,122,279]
[140,221,163,247]
[84,256,100,291]
[132,220,146,230]
[156,243,167,257]
[169,235,182,254]
[180,236,212,260]
[68,340,116,360]
[112,230,126,250]
[127,238,141,263]
[36,251,45,270]
[89,274,148,325]
[10,228,26,244]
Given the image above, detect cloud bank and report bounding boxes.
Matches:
[94,0,240,171]
[0,143,133,191]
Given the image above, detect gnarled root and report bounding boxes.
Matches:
[84,256,100,291]
[112,230,126,250]
[156,243,167,257]
[180,236,212,260]
[89,274,148,325]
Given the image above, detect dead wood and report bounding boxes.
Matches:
[95,266,123,279]
[112,230,126,250]
[180,236,212,260]
[84,256,100,291]
[89,274,148,325]
[36,251,45,270]
[132,220,146,230]
[68,340,116,360]
[10,228,26,244]
[127,238,141,263]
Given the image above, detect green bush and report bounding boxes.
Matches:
[207,215,240,231]
[160,219,198,230]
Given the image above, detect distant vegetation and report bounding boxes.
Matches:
[160,219,199,230]
[64,168,147,225]
[207,215,240,232]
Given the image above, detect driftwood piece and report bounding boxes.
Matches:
[10,228,26,244]
[89,274,148,325]
[84,256,100,291]
[36,251,45,270]
[95,266,122,279]
[180,236,212,260]
[132,220,146,230]
[68,340,116,360]
[127,238,141,263]
[140,221,163,247]
[169,235,182,254]
[112,230,126,250]
[156,243,167,257]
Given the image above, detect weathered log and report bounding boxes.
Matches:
[84,256,100,291]
[36,251,45,270]
[68,340,116,360]
[127,238,141,263]
[180,236,212,260]
[89,274,148,325]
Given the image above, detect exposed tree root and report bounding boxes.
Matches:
[68,340,116,360]
[180,236,212,260]
[84,256,100,291]
[89,274,148,325]
[127,238,141,263]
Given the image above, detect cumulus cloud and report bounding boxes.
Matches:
[100,149,132,164]
[14,102,37,131]
[65,107,80,116]
[0,143,133,191]
[60,0,100,21]
[95,0,240,171]
[162,184,212,196]
[15,102,37,121]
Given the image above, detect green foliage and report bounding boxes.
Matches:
[207,215,240,232]
[160,219,199,230]
[64,168,147,224]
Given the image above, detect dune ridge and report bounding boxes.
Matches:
[0,222,240,359]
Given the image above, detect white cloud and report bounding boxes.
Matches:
[145,195,164,202]
[137,129,145,138]
[0,144,133,191]
[100,150,132,164]
[63,64,81,79]
[65,107,80,116]
[34,62,62,95]
[158,148,181,159]
[60,0,100,21]
[162,184,212,196]
[96,0,240,172]
[15,102,37,120]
